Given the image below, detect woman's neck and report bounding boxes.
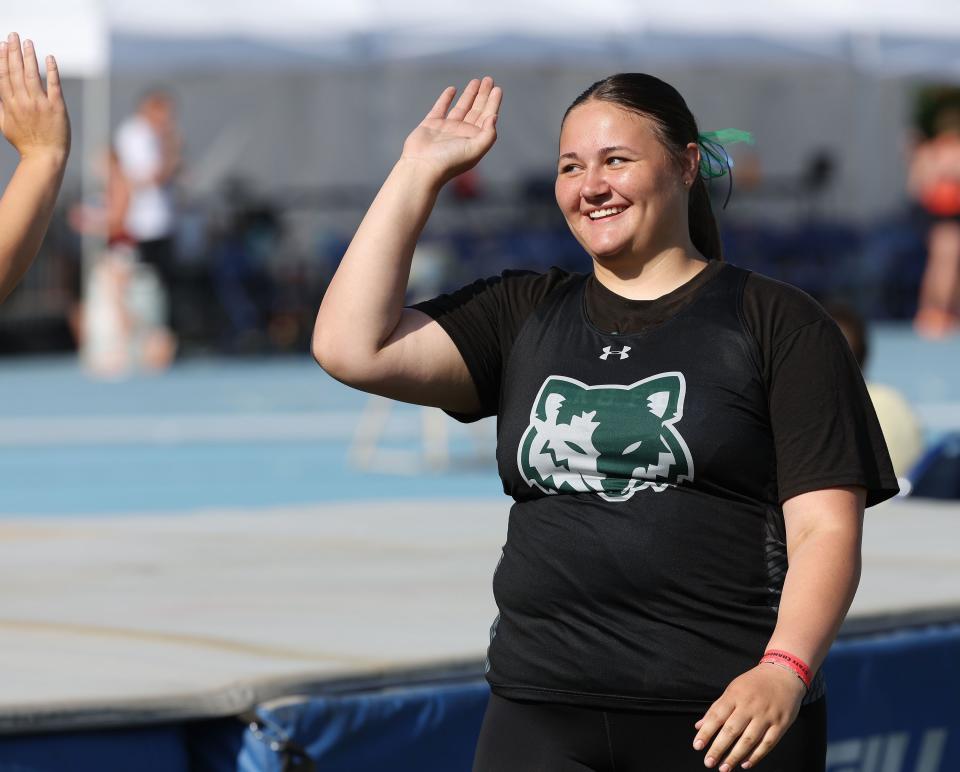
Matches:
[592,246,709,301]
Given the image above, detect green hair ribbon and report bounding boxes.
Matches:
[697,129,755,209]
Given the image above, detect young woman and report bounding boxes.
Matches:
[0,32,70,304]
[313,74,898,771]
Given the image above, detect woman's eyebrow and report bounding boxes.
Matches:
[558,145,636,162]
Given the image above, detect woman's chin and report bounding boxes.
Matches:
[587,244,633,266]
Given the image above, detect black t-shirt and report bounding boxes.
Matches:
[412,260,898,711]
[413,260,899,506]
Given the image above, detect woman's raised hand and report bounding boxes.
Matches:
[0,32,71,162]
[401,77,501,186]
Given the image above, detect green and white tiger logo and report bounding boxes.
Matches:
[517,373,693,501]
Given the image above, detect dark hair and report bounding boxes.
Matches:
[564,73,723,261]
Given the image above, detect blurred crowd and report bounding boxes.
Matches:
[3,85,960,370]
[1,56,958,497]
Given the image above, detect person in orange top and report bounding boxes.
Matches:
[908,105,960,337]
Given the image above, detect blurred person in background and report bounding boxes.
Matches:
[313,74,897,771]
[114,88,182,343]
[908,102,960,337]
[827,303,923,479]
[0,32,70,304]
[70,148,175,376]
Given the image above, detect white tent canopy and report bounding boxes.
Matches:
[5,1,960,232]
[102,0,960,48]
[4,3,106,78]
[8,1,960,78]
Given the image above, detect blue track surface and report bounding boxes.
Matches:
[1,323,957,516]
[0,357,502,515]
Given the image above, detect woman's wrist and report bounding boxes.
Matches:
[393,156,451,193]
[759,649,812,691]
[18,147,69,173]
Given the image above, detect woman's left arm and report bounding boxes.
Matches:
[693,485,866,770]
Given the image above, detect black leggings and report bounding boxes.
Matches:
[473,693,826,772]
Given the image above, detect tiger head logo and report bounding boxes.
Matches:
[517,373,693,501]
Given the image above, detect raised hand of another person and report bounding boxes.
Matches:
[401,76,502,186]
[692,663,806,770]
[0,32,71,302]
[0,32,70,162]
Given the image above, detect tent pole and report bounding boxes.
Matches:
[80,71,110,298]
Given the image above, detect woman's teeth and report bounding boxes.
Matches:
[588,207,625,220]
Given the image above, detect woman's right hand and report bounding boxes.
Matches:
[400,76,502,186]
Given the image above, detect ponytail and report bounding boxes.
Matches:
[688,175,723,261]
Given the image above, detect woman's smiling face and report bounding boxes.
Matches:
[555,100,696,265]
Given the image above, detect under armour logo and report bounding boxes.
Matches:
[599,346,631,361]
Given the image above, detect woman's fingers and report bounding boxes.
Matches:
[693,701,732,752]
[446,78,481,121]
[480,85,502,128]
[21,39,43,98]
[45,55,62,102]
[740,725,782,769]
[717,718,769,771]
[424,78,499,129]
[464,76,493,125]
[6,33,26,99]
[403,77,499,179]
[703,712,749,769]
[0,41,11,101]
[425,86,456,121]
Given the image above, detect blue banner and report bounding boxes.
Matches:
[822,623,960,772]
[0,725,188,772]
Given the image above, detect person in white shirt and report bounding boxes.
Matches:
[114,89,181,308]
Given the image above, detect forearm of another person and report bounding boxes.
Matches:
[0,151,66,302]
